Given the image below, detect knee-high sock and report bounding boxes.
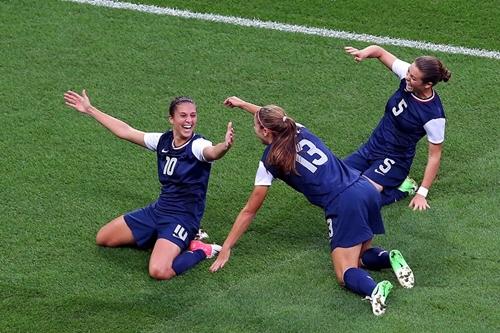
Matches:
[172,250,206,275]
[361,247,391,270]
[343,267,377,297]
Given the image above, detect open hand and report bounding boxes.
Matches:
[64,89,92,114]
[210,247,231,272]
[344,46,367,62]
[409,194,430,211]
[225,121,234,149]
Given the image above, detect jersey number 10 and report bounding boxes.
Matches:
[163,156,178,176]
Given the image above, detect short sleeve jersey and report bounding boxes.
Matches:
[255,126,360,216]
[143,131,212,223]
[364,59,446,161]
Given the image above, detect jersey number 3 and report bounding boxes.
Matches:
[296,139,328,173]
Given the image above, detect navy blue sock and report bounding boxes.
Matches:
[361,247,391,270]
[172,250,206,275]
[343,267,377,297]
[380,188,408,206]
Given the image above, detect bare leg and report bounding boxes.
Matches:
[148,238,181,280]
[96,215,135,247]
[331,243,363,284]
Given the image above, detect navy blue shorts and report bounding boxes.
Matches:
[343,149,410,188]
[326,177,385,250]
[124,202,198,250]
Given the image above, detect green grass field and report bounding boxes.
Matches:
[1,0,499,332]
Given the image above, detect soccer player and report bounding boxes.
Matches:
[63,90,233,280]
[210,97,414,316]
[344,45,451,210]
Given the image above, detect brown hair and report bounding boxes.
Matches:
[168,96,195,116]
[415,56,452,86]
[257,105,298,175]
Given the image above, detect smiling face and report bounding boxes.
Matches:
[405,62,433,98]
[169,102,197,146]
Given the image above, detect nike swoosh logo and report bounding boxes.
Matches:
[172,233,187,241]
[161,149,169,153]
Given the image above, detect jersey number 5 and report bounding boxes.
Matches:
[296,139,328,173]
[392,98,407,116]
[374,158,395,175]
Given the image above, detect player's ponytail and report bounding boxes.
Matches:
[440,66,452,83]
[257,106,298,175]
[415,56,451,85]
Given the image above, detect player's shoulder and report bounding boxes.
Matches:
[419,92,446,119]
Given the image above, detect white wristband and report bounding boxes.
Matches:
[417,186,429,198]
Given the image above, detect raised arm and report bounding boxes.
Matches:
[409,142,442,211]
[63,90,146,147]
[344,45,398,71]
[223,96,261,115]
[202,121,234,162]
[210,185,269,272]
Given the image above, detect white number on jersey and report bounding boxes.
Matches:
[392,98,408,116]
[296,139,328,173]
[163,156,178,176]
[326,218,334,239]
[374,158,395,175]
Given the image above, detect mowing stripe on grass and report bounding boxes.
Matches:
[66,0,500,60]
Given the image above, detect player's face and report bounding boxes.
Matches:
[253,114,271,144]
[169,102,197,142]
[405,63,431,95]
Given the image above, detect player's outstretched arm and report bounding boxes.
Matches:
[224,96,261,115]
[203,122,234,161]
[63,90,146,147]
[409,142,442,211]
[344,45,397,71]
[210,185,269,272]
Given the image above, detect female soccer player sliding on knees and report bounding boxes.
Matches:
[63,90,233,280]
[210,96,414,316]
[344,45,451,211]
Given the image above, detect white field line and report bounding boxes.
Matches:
[66,0,500,60]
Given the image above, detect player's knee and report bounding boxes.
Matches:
[149,265,176,280]
[96,229,111,246]
[95,229,120,247]
[335,272,345,285]
[95,230,107,246]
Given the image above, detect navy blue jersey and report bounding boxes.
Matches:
[257,126,360,216]
[154,131,212,225]
[365,79,446,161]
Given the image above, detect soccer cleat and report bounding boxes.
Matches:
[194,228,209,241]
[397,177,418,195]
[370,280,393,316]
[390,250,415,288]
[189,240,221,259]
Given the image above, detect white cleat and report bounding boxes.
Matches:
[390,250,415,288]
[370,280,393,316]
